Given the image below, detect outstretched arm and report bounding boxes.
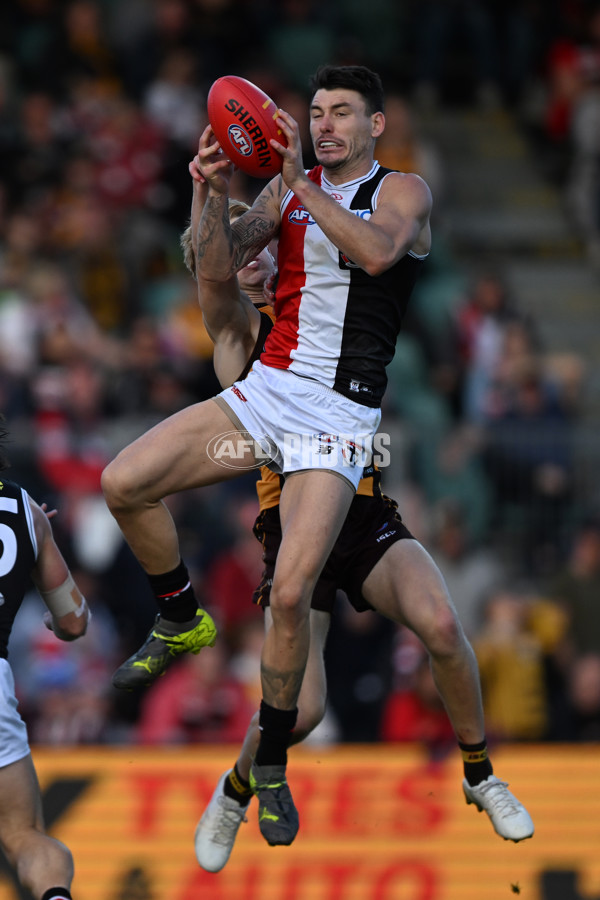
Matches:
[29,498,90,641]
[192,126,282,280]
[187,129,264,387]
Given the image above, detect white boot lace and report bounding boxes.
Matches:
[477,779,521,818]
[212,796,248,846]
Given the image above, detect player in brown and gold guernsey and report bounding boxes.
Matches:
[167,130,531,868]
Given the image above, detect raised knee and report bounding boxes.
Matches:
[101,458,136,513]
[270,579,310,618]
[1,827,73,879]
[46,839,73,877]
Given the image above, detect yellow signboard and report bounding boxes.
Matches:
[1,744,597,900]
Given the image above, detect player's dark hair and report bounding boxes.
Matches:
[0,415,10,471]
[310,65,385,115]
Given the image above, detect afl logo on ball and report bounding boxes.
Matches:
[228,125,253,157]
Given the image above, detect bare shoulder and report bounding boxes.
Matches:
[373,171,432,258]
[379,171,432,210]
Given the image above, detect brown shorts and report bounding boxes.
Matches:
[252,493,414,614]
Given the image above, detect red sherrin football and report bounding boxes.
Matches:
[207,75,286,178]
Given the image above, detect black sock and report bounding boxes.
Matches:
[41,890,72,900]
[459,738,494,786]
[147,560,199,623]
[254,701,297,767]
[224,763,252,804]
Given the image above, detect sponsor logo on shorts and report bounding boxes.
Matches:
[281,432,391,469]
[311,433,357,465]
[206,432,392,471]
[376,530,397,543]
[315,433,338,454]
[206,431,277,470]
[342,440,357,465]
[231,385,247,402]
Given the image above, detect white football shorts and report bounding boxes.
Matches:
[214,360,381,491]
[0,659,30,768]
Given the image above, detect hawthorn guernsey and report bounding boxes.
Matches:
[207,75,285,178]
[261,162,428,408]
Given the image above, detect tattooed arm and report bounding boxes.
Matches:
[192,126,283,281]
[197,181,282,282]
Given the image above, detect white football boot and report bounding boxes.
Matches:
[195,771,250,872]
[463,775,534,842]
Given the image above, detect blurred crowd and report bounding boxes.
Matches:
[521,1,600,266]
[1,0,600,751]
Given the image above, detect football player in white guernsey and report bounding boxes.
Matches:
[102,66,531,849]
[175,162,533,870]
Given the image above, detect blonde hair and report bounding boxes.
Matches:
[180,199,251,278]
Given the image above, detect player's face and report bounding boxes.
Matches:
[309,88,384,173]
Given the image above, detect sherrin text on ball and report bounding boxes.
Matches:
[207,75,286,178]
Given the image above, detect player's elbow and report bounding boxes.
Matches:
[362,259,388,277]
[47,596,91,641]
[361,249,397,277]
[72,611,90,638]
[58,610,89,640]
[64,621,86,640]
[196,267,235,285]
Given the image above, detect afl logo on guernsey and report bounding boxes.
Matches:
[227,124,253,157]
[289,207,315,225]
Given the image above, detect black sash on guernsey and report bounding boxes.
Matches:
[333,165,425,408]
[0,480,36,658]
